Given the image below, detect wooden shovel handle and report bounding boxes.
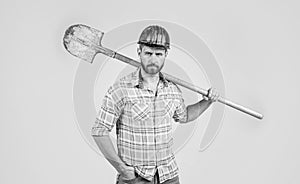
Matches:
[112,51,263,120]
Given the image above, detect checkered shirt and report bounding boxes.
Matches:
[91,68,187,183]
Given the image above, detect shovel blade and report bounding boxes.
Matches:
[63,24,104,63]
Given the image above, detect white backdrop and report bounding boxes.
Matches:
[1,0,300,183]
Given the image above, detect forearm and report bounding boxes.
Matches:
[92,135,127,174]
[185,99,213,122]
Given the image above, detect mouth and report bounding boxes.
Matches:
[147,64,158,68]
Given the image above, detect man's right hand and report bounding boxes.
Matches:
[120,165,136,180]
[92,136,137,181]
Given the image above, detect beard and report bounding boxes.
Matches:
[141,62,164,75]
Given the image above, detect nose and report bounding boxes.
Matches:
[149,54,159,62]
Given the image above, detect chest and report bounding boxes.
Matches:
[121,87,182,122]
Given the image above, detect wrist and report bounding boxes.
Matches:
[201,97,213,104]
[118,163,128,174]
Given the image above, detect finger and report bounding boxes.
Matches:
[208,88,212,98]
[211,91,216,100]
[211,89,219,101]
[214,91,219,100]
[212,95,217,101]
[214,95,218,101]
[217,93,220,100]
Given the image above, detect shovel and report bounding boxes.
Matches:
[63,24,263,120]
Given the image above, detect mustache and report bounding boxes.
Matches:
[147,64,158,67]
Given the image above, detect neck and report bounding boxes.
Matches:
[140,68,159,86]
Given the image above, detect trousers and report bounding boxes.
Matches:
[116,171,180,184]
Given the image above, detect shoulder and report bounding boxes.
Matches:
[119,71,136,83]
[117,70,137,88]
[108,71,136,95]
[165,80,183,95]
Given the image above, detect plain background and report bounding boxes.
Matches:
[1,0,300,184]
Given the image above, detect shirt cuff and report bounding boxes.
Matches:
[91,126,110,136]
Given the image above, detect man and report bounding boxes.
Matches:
[91,25,219,184]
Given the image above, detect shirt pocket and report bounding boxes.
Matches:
[131,102,150,121]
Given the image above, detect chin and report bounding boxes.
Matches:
[147,69,159,75]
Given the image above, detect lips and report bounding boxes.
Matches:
[147,64,158,68]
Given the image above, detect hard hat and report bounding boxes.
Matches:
[138,25,170,49]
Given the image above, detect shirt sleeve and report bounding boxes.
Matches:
[172,87,188,123]
[91,85,123,136]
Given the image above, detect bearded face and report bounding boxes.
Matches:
[138,45,167,75]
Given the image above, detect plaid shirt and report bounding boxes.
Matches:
[91,68,187,183]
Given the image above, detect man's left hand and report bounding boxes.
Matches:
[205,88,220,102]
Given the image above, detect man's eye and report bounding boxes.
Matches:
[145,52,152,56]
[156,53,163,56]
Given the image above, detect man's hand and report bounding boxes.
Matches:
[185,88,220,123]
[120,165,136,180]
[92,136,137,181]
[204,88,220,102]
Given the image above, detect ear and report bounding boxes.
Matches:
[137,47,141,55]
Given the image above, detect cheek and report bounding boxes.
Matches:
[158,58,165,65]
[140,55,150,63]
[140,57,148,67]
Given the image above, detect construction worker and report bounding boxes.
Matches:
[92,25,219,184]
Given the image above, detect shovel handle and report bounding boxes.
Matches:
[106,49,263,120]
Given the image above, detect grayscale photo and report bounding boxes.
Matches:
[1,1,299,184]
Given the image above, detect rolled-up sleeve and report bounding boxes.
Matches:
[91,86,123,136]
[173,95,188,123]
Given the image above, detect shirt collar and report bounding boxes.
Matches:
[131,67,168,89]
